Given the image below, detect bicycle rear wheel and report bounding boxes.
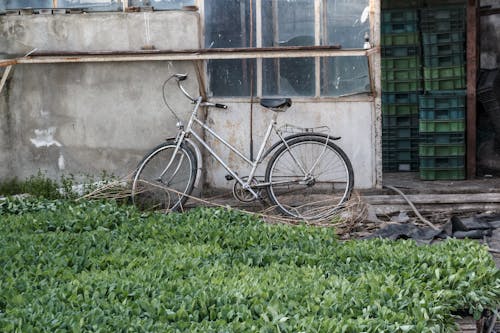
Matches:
[265,136,354,220]
[132,140,197,212]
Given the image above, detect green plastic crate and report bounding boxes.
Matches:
[420,156,464,168]
[419,168,465,180]
[419,120,465,132]
[382,46,420,58]
[422,32,464,45]
[383,115,419,127]
[384,161,420,172]
[423,54,465,67]
[424,77,466,91]
[382,104,419,116]
[423,66,465,80]
[382,92,419,104]
[420,7,465,22]
[383,127,419,139]
[420,132,465,144]
[382,68,421,81]
[418,91,466,108]
[383,149,419,162]
[382,22,418,34]
[383,138,418,150]
[382,33,420,46]
[423,43,465,57]
[382,9,418,23]
[419,143,465,156]
[383,80,422,92]
[420,20,465,33]
[382,57,421,70]
[419,107,465,120]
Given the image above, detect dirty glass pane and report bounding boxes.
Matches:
[261,0,315,96]
[58,0,122,11]
[128,0,194,10]
[263,57,315,97]
[323,0,370,48]
[2,0,52,9]
[321,0,370,96]
[205,0,256,97]
[321,56,370,97]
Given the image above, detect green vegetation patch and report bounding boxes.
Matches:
[0,198,499,332]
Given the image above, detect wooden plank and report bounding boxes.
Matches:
[17,48,366,65]
[372,203,500,216]
[466,0,478,179]
[0,65,13,95]
[363,193,500,205]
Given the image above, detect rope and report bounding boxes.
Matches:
[383,185,439,231]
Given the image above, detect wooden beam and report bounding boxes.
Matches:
[466,0,478,179]
[16,48,366,64]
[0,65,13,95]
[0,59,18,68]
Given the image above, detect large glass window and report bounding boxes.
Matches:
[205,0,371,98]
[262,0,315,96]
[204,0,256,97]
[321,0,370,96]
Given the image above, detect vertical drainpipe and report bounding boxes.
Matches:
[369,0,382,189]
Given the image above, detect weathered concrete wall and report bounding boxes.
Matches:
[0,11,199,55]
[0,11,200,181]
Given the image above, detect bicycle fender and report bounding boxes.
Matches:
[165,136,203,189]
[261,132,341,161]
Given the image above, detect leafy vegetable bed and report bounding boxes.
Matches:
[0,199,499,332]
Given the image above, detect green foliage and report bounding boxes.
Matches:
[0,198,499,332]
[0,171,61,199]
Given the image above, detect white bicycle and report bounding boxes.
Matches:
[131,74,354,220]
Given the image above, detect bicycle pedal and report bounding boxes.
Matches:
[225,174,234,181]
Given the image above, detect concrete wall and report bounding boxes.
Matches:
[0,9,379,190]
[0,11,200,181]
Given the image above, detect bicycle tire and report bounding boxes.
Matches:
[132,140,197,212]
[265,136,354,220]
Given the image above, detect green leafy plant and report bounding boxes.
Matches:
[0,199,498,332]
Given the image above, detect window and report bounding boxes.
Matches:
[204,0,256,97]
[204,0,371,98]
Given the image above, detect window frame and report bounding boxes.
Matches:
[200,0,373,100]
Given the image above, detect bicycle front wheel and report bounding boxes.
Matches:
[132,140,197,212]
[265,136,354,220]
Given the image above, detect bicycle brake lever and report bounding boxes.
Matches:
[174,73,188,81]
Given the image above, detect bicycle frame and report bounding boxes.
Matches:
[174,96,285,200]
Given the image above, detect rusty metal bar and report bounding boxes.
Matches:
[0,59,18,68]
[13,46,366,65]
[466,0,478,179]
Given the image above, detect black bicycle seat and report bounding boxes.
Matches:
[260,98,292,109]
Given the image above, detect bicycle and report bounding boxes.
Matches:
[131,74,354,221]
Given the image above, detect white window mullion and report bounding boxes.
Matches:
[256,0,262,97]
[314,0,322,98]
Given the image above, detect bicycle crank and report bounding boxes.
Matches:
[232,177,261,202]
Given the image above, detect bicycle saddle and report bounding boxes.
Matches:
[260,98,292,110]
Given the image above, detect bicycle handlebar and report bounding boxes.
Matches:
[173,73,228,109]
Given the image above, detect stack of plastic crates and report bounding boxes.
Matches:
[381,9,421,172]
[419,6,466,180]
